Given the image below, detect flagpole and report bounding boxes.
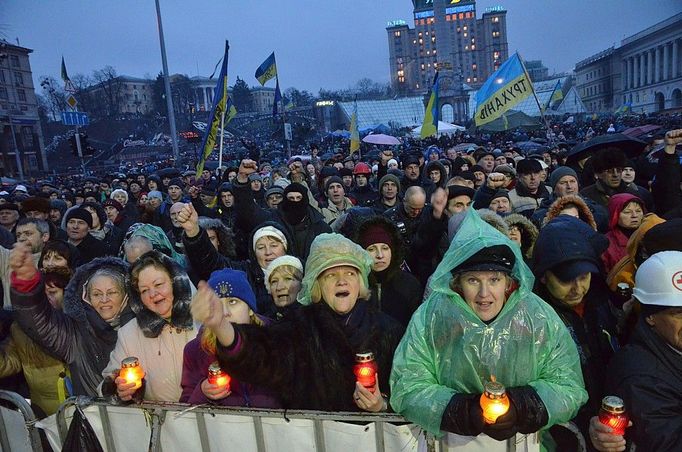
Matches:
[218,109,225,170]
[155,0,180,162]
[518,51,553,142]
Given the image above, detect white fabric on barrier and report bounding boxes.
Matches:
[0,406,33,452]
[421,432,541,452]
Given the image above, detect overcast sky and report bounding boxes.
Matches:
[3,0,680,94]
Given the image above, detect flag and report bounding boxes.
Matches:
[546,80,563,110]
[420,72,440,139]
[60,56,70,82]
[272,78,282,117]
[474,53,533,127]
[255,52,277,86]
[196,41,233,176]
[349,98,360,154]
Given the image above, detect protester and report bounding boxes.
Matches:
[602,194,645,274]
[263,255,304,321]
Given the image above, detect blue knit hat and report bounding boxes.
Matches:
[207,269,258,313]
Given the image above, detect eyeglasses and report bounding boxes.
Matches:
[90,290,121,303]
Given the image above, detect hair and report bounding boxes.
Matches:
[130,253,170,295]
[16,217,50,236]
[42,266,72,289]
[39,240,80,270]
[200,303,264,354]
[267,265,304,290]
[198,217,236,259]
[309,267,371,304]
[111,189,129,205]
[85,267,128,300]
[124,236,153,260]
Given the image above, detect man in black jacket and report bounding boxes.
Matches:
[64,208,106,263]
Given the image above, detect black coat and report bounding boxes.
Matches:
[74,233,107,264]
[350,184,379,208]
[608,319,682,450]
[11,257,134,396]
[216,300,404,411]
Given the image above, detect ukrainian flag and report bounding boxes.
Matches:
[474,53,533,127]
[420,72,440,139]
[547,80,563,110]
[349,98,360,153]
[196,41,235,175]
[255,52,277,86]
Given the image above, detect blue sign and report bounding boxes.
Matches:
[61,111,89,126]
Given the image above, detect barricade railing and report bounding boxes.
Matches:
[0,390,43,452]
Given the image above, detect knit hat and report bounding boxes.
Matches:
[325,176,344,192]
[387,158,398,167]
[320,166,338,179]
[339,168,353,178]
[248,173,263,183]
[297,233,373,306]
[207,269,258,313]
[168,178,184,189]
[265,186,284,199]
[103,199,123,212]
[358,223,393,249]
[516,159,543,175]
[65,208,93,228]
[264,255,304,292]
[283,182,308,198]
[378,174,401,193]
[402,155,420,168]
[491,189,510,202]
[148,190,163,200]
[641,219,682,254]
[110,189,129,205]
[252,225,288,252]
[49,199,68,216]
[21,196,50,214]
[548,166,578,189]
[493,164,516,178]
[273,178,290,189]
[13,184,28,194]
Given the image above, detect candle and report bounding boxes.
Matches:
[207,361,231,391]
[598,396,629,435]
[353,352,378,393]
[479,381,510,424]
[120,357,144,390]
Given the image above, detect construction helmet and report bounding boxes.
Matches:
[634,251,682,308]
[353,162,372,176]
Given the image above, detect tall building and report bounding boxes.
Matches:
[0,39,48,176]
[387,0,509,97]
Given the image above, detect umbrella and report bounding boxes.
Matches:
[362,134,400,145]
[330,130,350,138]
[565,133,647,163]
[622,124,660,138]
[453,142,478,152]
[514,141,547,154]
[157,167,181,178]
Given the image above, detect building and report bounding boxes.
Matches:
[189,76,216,112]
[82,75,155,116]
[0,39,48,176]
[574,13,682,114]
[251,86,276,114]
[525,60,550,82]
[386,0,509,96]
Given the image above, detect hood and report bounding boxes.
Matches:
[607,193,643,230]
[503,213,538,258]
[120,223,188,268]
[129,251,194,338]
[424,160,447,188]
[63,256,133,324]
[198,217,236,259]
[429,208,534,321]
[353,215,405,275]
[543,194,597,231]
[476,209,509,237]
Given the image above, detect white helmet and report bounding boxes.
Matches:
[634,251,682,308]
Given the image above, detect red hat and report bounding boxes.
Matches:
[359,224,393,249]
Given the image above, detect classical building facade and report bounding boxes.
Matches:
[575,13,682,114]
[251,87,276,114]
[0,39,48,176]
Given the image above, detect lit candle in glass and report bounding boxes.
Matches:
[207,361,231,391]
[598,396,629,435]
[480,380,510,424]
[120,357,144,390]
[353,352,378,393]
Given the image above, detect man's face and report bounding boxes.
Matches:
[543,271,592,307]
[199,193,214,206]
[25,210,48,220]
[0,209,19,227]
[405,164,420,181]
[519,171,542,192]
[355,175,368,187]
[447,195,471,215]
[266,193,283,208]
[446,149,458,160]
[104,205,119,222]
[136,175,145,185]
[495,155,507,167]
[473,171,486,186]
[404,194,425,219]
[489,197,511,214]
[344,160,354,170]
[168,186,183,201]
[16,223,48,253]
[429,169,441,184]
[646,308,682,352]
[478,155,495,172]
[327,182,344,204]
[67,218,89,242]
[597,167,623,189]
[169,204,184,228]
[129,183,140,194]
[554,175,579,197]
[342,176,353,187]
[202,170,211,181]
[286,192,303,202]
[381,181,398,200]
[49,208,62,223]
[206,229,220,250]
[220,191,234,207]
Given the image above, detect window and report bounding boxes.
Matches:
[21,126,33,149]
[0,87,7,100]
[17,89,27,102]
[0,70,4,83]
[493,17,499,23]
[10,55,20,67]
[394,31,401,37]
[492,31,500,38]
[14,72,23,86]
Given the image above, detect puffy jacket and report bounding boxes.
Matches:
[390,209,587,440]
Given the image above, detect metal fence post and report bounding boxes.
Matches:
[0,390,43,452]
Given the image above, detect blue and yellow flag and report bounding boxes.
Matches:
[474,53,533,127]
[546,80,563,110]
[349,98,360,154]
[255,52,277,86]
[196,41,234,175]
[420,72,440,139]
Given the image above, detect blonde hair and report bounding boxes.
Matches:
[200,307,264,355]
[309,268,371,304]
[268,265,303,290]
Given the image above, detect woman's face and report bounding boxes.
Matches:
[148,180,158,191]
[113,192,127,205]
[457,271,508,322]
[507,226,522,245]
[139,194,148,205]
[254,236,286,269]
[268,268,301,307]
[137,266,174,319]
[42,251,68,270]
[219,297,252,324]
[88,275,125,322]
[306,164,316,176]
[319,265,360,314]
[46,282,64,310]
[251,180,262,191]
[618,201,644,230]
[366,243,392,272]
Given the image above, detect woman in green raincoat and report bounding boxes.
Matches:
[390,209,587,448]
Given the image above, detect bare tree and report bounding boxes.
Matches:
[91,65,124,117]
[38,76,67,120]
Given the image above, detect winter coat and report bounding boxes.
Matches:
[503,213,538,260]
[532,193,608,232]
[180,326,281,408]
[580,179,654,212]
[602,193,643,274]
[100,251,197,402]
[390,209,587,440]
[608,319,682,450]
[74,233,107,264]
[320,197,355,226]
[508,181,552,217]
[651,152,682,216]
[350,184,379,208]
[539,194,598,231]
[11,257,135,396]
[215,300,404,412]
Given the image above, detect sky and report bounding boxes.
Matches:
[2,0,681,95]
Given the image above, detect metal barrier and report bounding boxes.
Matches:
[0,390,43,452]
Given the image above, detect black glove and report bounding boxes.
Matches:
[482,400,518,441]
[440,393,486,437]
[506,386,548,434]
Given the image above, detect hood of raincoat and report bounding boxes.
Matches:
[389,208,587,435]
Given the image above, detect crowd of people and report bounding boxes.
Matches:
[0,118,681,451]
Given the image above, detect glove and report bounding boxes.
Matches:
[440,393,486,437]
[482,400,518,441]
[507,386,548,434]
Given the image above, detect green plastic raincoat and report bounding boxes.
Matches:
[390,209,587,437]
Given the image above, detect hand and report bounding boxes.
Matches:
[9,242,38,281]
[431,187,448,220]
[176,203,200,237]
[200,378,232,401]
[482,401,518,441]
[114,374,143,402]
[187,185,200,199]
[353,373,385,412]
[190,281,226,330]
[589,416,631,452]
[237,159,258,183]
[486,172,507,189]
[664,129,682,155]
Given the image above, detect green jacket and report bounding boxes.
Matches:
[390,209,587,436]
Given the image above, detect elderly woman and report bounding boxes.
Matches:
[263,255,304,321]
[10,244,134,396]
[602,193,645,274]
[180,269,278,407]
[101,250,196,402]
[390,209,587,447]
[192,233,404,412]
